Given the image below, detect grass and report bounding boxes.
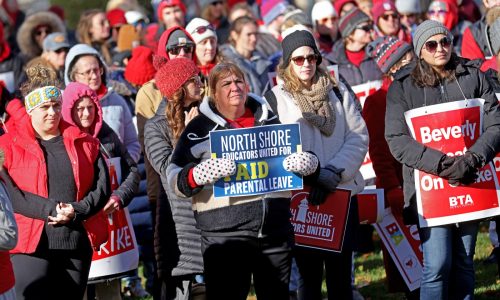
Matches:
[124,223,500,300]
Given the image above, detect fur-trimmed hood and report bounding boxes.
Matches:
[16,11,66,60]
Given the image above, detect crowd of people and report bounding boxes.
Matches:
[0,0,500,300]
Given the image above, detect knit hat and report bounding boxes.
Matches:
[117,24,140,51]
[334,0,357,14]
[186,18,217,44]
[281,29,322,68]
[167,28,195,49]
[283,8,313,28]
[155,57,200,99]
[157,0,186,22]
[261,0,288,25]
[395,0,421,14]
[490,18,500,55]
[338,7,370,38]
[372,1,398,24]
[413,20,451,58]
[366,36,412,73]
[125,46,156,86]
[106,8,127,28]
[25,86,62,112]
[311,1,337,25]
[43,32,69,52]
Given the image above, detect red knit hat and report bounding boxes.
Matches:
[107,8,127,28]
[125,46,156,86]
[334,0,357,14]
[155,57,200,99]
[372,1,398,24]
[157,0,187,22]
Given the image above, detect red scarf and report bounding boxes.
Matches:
[224,107,255,128]
[346,49,365,68]
[199,63,216,77]
[96,84,108,100]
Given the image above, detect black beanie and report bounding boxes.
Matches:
[281,30,322,68]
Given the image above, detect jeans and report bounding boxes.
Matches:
[419,222,478,300]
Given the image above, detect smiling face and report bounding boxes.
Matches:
[290,46,317,86]
[195,37,217,65]
[214,72,247,115]
[71,96,96,131]
[29,101,61,138]
[420,33,452,68]
[90,13,110,41]
[378,10,400,36]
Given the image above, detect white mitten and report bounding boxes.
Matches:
[193,158,237,185]
[283,152,319,176]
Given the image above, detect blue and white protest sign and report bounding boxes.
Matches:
[210,123,302,197]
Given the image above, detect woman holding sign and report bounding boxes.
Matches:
[385,20,500,299]
[0,66,110,299]
[166,62,318,299]
[265,29,368,300]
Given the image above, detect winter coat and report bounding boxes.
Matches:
[166,95,293,238]
[0,100,110,253]
[461,16,496,71]
[61,82,140,207]
[144,100,203,279]
[265,81,368,195]
[385,58,500,223]
[64,44,141,162]
[0,44,23,91]
[16,11,66,61]
[219,44,272,96]
[0,181,16,294]
[325,41,383,87]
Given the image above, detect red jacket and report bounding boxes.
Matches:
[0,101,101,254]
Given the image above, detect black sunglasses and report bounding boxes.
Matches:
[191,25,215,35]
[211,1,223,6]
[381,13,399,21]
[355,24,373,32]
[167,44,194,55]
[424,36,452,53]
[291,54,318,66]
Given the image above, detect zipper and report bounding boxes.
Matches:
[439,80,448,102]
[258,197,266,238]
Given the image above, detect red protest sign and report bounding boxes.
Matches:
[290,187,351,252]
[360,152,375,180]
[405,99,500,227]
[357,188,384,224]
[351,80,383,107]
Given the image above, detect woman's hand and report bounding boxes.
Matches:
[193,158,237,185]
[47,203,75,226]
[103,195,122,215]
[185,107,199,126]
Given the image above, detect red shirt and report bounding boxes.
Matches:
[345,49,365,67]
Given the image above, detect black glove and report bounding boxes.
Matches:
[438,153,478,185]
[317,165,344,192]
[308,185,329,206]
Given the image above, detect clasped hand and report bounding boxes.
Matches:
[47,202,75,226]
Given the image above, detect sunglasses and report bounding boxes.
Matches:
[55,47,69,54]
[211,1,223,6]
[167,44,194,55]
[191,25,215,35]
[424,36,452,53]
[35,28,51,36]
[401,13,416,19]
[355,24,373,32]
[291,54,318,66]
[381,13,399,21]
[427,10,447,16]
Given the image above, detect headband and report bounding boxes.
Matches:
[25,86,62,112]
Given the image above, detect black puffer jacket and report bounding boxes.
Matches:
[144,100,203,278]
[385,57,500,223]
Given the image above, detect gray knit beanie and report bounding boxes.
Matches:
[490,18,500,55]
[338,7,371,38]
[413,20,451,58]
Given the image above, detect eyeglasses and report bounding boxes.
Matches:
[75,67,103,78]
[187,76,202,85]
[355,24,373,32]
[427,10,447,16]
[381,13,399,21]
[191,25,215,35]
[167,44,194,55]
[291,54,318,66]
[54,47,69,54]
[211,1,223,6]
[319,16,337,25]
[424,36,452,53]
[400,13,416,19]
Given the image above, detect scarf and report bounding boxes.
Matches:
[291,74,335,136]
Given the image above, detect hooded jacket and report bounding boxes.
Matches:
[385,58,500,223]
[166,95,293,237]
[461,16,496,71]
[144,100,203,279]
[62,82,139,207]
[64,44,141,162]
[16,11,66,61]
[0,99,110,253]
